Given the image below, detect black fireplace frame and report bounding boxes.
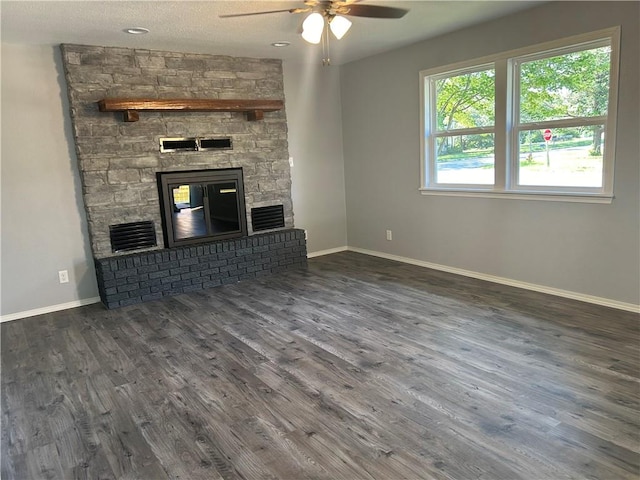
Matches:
[157,168,247,248]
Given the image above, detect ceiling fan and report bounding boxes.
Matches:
[220,1,409,65]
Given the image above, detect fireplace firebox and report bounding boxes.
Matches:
[157,168,247,248]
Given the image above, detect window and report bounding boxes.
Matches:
[420,28,619,202]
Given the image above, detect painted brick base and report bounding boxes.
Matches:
[94,229,307,309]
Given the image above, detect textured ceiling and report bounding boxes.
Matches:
[1,1,542,65]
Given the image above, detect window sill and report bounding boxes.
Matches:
[418,188,613,204]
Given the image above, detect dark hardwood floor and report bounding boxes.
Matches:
[2,251,639,479]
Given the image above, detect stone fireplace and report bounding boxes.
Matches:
[60,44,306,308]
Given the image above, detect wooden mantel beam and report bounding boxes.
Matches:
[97,98,284,122]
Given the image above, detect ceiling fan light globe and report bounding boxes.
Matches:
[301,12,324,44]
[301,29,322,44]
[329,15,352,40]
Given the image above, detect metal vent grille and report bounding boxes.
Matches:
[109,221,157,253]
[160,138,197,152]
[200,138,232,150]
[251,205,285,231]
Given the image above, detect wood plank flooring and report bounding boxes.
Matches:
[2,251,639,479]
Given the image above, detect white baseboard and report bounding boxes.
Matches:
[307,246,348,258]
[347,247,640,314]
[1,297,102,323]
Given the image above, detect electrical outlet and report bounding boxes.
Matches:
[289,156,294,167]
[58,270,69,284]
[386,230,393,241]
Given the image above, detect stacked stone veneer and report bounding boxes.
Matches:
[60,44,293,259]
[95,229,307,309]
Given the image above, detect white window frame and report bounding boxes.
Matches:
[419,27,620,203]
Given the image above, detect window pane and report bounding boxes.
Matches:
[436,69,495,130]
[520,46,611,123]
[517,126,604,187]
[435,134,494,184]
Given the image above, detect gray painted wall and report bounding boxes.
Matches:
[284,61,347,254]
[340,2,639,305]
[1,44,98,314]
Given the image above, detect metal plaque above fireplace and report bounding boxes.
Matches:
[157,168,247,248]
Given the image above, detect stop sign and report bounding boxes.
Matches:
[543,129,553,142]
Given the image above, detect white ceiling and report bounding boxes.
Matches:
[1,1,542,65]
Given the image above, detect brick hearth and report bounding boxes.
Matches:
[95,229,306,309]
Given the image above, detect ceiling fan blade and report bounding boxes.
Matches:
[219,8,307,18]
[341,4,408,19]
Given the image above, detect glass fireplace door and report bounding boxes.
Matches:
[170,181,242,242]
[158,168,247,248]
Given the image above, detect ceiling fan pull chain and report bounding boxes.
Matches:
[322,24,331,66]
